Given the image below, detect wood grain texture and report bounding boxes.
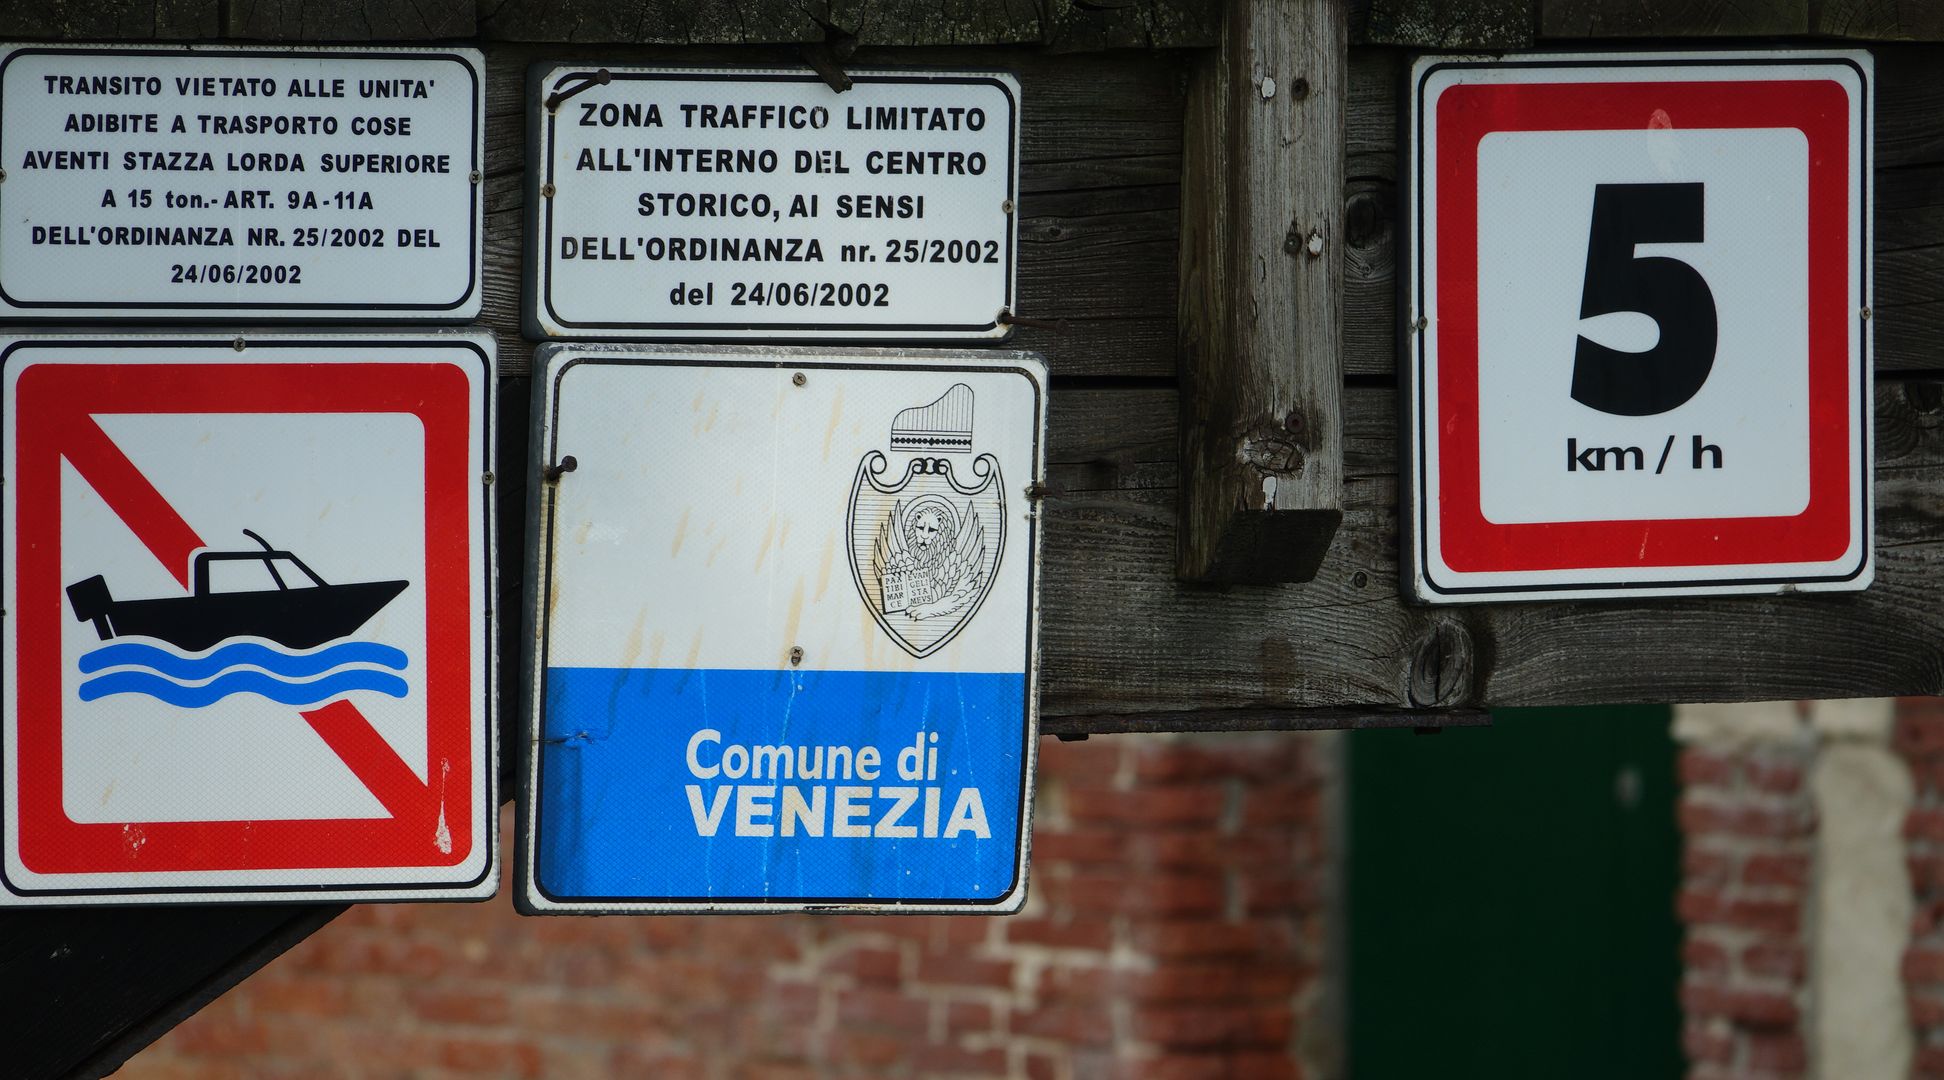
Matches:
[1176,0,1348,583]
[1363,0,1532,46]
[1541,0,1808,35]
[225,0,474,38]
[0,0,214,39]
[1812,0,1944,38]
[1038,380,1944,714]
[1041,0,1223,50]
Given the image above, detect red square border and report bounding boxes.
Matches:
[1423,71,1865,581]
[5,342,492,895]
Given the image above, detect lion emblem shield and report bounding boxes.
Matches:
[847,384,1004,659]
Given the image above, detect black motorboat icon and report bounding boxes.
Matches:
[66,530,408,653]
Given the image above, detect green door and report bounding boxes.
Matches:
[1347,706,1683,1079]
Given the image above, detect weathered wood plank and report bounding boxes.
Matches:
[1540,0,1808,36]
[1812,0,1944,39]
[1041,0,1223,51]
[1038,378,1944,714]
[1177,0,1348,583]
[1364,0,1533,47]
[0,0,214,39]
[225,0,473,39]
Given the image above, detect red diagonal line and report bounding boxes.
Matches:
[60,414,204,588]
[301,700,430,821]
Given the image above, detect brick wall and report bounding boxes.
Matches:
[1675,718,1815,1079]
[120,731,1336,1080]
[1901,698,1944,1078]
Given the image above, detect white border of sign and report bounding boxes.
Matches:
[0,331,498,905]
[523,67,1021,342]
[0,44,485,322]
[1404,50,1874,603]
[516,344,1045,914]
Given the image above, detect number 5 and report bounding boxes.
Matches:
[1570,183,1719,417]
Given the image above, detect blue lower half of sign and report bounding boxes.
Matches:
[534,666,1027,905]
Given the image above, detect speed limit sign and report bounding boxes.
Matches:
[1405,51,1872,603]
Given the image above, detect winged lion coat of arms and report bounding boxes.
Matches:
[847,384,1005,659]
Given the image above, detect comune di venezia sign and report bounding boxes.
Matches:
[518,345,1045,914]
[0,45,484,321]
[525,68,1019,341]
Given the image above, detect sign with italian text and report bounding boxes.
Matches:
[518,345,1044,914]
[0,45,483,320]
[1406,51,1872,602]
[1,334,496,905]
[525,68,1018,341]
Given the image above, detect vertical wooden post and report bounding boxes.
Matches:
[1177,0,1346,584]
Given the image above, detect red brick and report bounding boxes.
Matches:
[912,1043,1010,1076]
[1679,799,1809,839]
[1741,943,1806,981]
[1747,1032,1807,1072]
[406,986,510,1027]
[1067,872,1223,917]
[1683,1023,1734,1064]
[1128,965,1304,1005]
[1743,853,1810,889]
[438,1037,542,1078]
[1683,848,1734,887]
[1014,1003,1116,1046]
[247,977,352,1019]
[1129,740,1297,783]
[824,1031,909,1069]
[1910,989,1944,1027]
[1897,708,1944,757]
[1910,809,1944,844]
[1908,946,1944,983]
[826,945,903,986]
[1681,984,1798,1027]
[1680,749,1737,787]
[947,1001,996,1038]
[1745,758,1804,794]
[1683,939,1730,979]
[1242,783,1320,828]
[1917,1044,1944,1078]
[1134,1006,1291,1049]
[172,1016,270,1057]
[1065,786,1226,828]
[1242,873,1318,914]
[1005,916,1115,952]
[1134,920,1293,959]
[837,988,930,1033]
[918,951,1017,990]
[1024,1054,1061,1080]
[1032,828,1133,865]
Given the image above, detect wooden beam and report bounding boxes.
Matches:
[0,0,214,39]
[1176,0,1347,584]
[1363,0,1534,47]
[225,0,474,39]
[1541,0,1808,37]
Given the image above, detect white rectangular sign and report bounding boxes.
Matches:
[526,68,1019,341]
[0,46,484,321]
[1405,51,1872,602]
[2,332,497,904]
[518,345,1045,913]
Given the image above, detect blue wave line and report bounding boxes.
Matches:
[77,669,409,707]
[78,641,408,679]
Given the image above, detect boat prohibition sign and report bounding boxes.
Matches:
[65,529,409,653]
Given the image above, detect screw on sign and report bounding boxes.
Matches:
[519,346,1045,915]
[0,336,496,905]
[1405,51,1873,602]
